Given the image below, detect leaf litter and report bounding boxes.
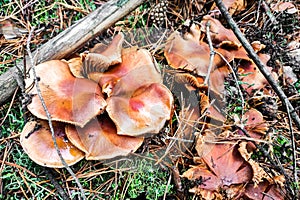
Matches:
[0,0,299,199]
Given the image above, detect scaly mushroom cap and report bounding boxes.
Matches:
[65,116,144,160]
[20,120,84,168]
[26,60,106,127]
[107,83,173,136]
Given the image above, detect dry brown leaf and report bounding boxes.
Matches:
[238,142,269,186]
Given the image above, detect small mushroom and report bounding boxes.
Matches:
[164,25,226,76]
[26,60,106,127]
[200,15,241,48]
[65,115,144,160]
[183,143,252,193]
[20,120,85,168]
[238,53,277,94]
[67,33,124,78]
[106,83,173,136]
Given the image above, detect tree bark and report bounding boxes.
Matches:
[0,0,144,105]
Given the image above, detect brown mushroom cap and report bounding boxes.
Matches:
[106,83,173,136]
[238,53,277,94]
[65,116,144,160]
[200,15,241,47]
[27,60,106,127]
[183,143,252,192]
[67,33,124,78]
[83,33,124,76]
[164,26,227,76]
[20,120,84,168]
[89,47,162,96]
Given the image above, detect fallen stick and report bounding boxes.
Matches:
[0,0,144,105]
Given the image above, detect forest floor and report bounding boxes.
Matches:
[0,0,299,199]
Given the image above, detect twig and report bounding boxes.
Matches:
[0,87,18,126]
[26,28,86,200]
[261,1,278,24]
[204,21,215,86]
[43,168,69,199]
[204,20,245,124]
[214,51,245,125]
[285,98,299,196]
[214,0,300,131]
[163,174,172,200]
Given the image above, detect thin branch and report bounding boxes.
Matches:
[204,21,215,86]
[215,50,245,125]
[0,87,18,126]
[204,21,245,124]
[43,168,69,199]
[214,0,300,131]
[26,28,86,200]
[285,98,299,196]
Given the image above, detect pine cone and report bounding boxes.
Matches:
[149,0,168,26]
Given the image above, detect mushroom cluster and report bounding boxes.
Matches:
[21,33,174,168]
[164,15,278,126]
[164,15,284,199]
